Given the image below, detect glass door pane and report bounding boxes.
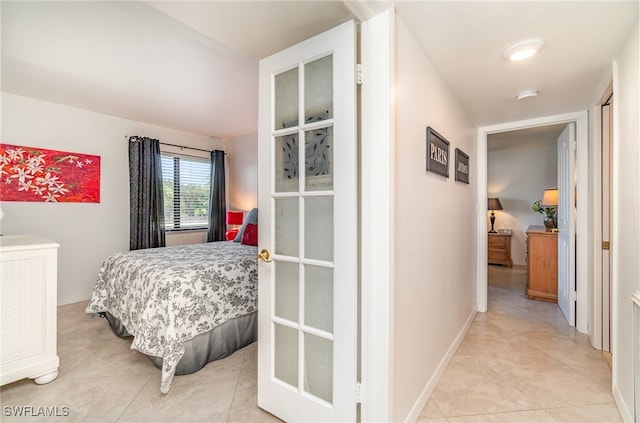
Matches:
[304,55,333,122]
[304,265,333,333]
[304,197,333,262]
[275,67,298,129]
[275,133,299,193]
[304,127,333,191]
[274,198,298,256]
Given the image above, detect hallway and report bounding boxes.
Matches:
[418,265,620,422]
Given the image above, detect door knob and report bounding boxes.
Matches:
[256,248,272,263]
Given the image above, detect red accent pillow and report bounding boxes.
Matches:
[241,223,258,246]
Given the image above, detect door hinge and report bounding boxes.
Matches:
[356,64,363,85]
[602,241,610,250]
[571,291,577,301]
[571,141,577,151]
[355,382,363,404]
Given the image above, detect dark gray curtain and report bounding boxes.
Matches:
[129,136,165,250]
[207,150,226,242]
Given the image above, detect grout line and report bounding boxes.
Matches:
[114,374,153,423]
[223,350,245,422]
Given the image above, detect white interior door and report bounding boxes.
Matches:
[256,21,358,422]
[557,123,576,326]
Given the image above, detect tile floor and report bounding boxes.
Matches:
[418,265,620,422]
[0,304,279,423]
[1,265,619,422]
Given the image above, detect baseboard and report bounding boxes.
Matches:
[403,306,478,423]
[612,383,633,423]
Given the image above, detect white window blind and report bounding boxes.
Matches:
[161,153,211,230]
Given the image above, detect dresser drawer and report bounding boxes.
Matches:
[487,233,512,267]
[488,235,508,249]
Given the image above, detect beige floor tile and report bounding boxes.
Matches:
[431,382,537,417]
[1,378,46,407]
[446,409,557,422]
[455,320,538,356]
[226,386,283,423]
[430,356,537,417]
[544,346,613,387]
[1,374,149,423]
[545,403,622,422]
[62,336,158,380]
[482,351,614,409]
[226,345,282,423]
[418,399,445,420]
[435,355,500,385]
[117,368,238,422]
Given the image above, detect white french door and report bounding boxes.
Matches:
[557,123,576,326]
[256,21,358,422]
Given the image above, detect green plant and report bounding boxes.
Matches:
[532,200,555,219]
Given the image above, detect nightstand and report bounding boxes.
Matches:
[488,232,513,267]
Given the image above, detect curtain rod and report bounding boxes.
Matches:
[159,142,211,153]
[126,135,226,155]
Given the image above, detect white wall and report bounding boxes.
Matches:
[393,16,477,422]
[226,131,258,213]
[611,23,639,423]
[0,93,223,305]
[487,144,558,265]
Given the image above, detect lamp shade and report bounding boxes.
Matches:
[487,198,503,211]
[226,211,244,226]
[541,188,558,207]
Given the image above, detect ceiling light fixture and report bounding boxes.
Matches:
[516,90,538,101]
[502,39,544,61]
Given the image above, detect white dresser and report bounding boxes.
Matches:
[1,235,60,386]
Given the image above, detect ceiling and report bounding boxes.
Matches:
[2,1,638,140]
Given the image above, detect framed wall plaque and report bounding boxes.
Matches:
[455,148,470,184]
[426,127,449,178]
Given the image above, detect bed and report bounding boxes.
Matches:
[85,241,258,393]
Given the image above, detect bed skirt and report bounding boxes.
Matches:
[103,311,257,375]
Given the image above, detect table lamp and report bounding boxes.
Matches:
[487,198,503,233]
[541,188,558,208]
[225,211,244,240]
[541,188,558,231]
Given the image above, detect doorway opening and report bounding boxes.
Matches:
[486,124,566,317]
[477,111,589,333]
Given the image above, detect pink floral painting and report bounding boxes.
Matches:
[0,143,100,203]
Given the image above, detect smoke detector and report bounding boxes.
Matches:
[516,90,538,102]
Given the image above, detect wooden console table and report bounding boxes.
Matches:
[488,232,513,267]
[526,225,558,303]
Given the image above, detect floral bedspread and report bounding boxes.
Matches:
[85,241,258,393]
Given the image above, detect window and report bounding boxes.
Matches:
[160,153,210,230]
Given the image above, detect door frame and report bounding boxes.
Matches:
[476,111,589,333]
[589,84,614,351]
[358,7,394,422]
